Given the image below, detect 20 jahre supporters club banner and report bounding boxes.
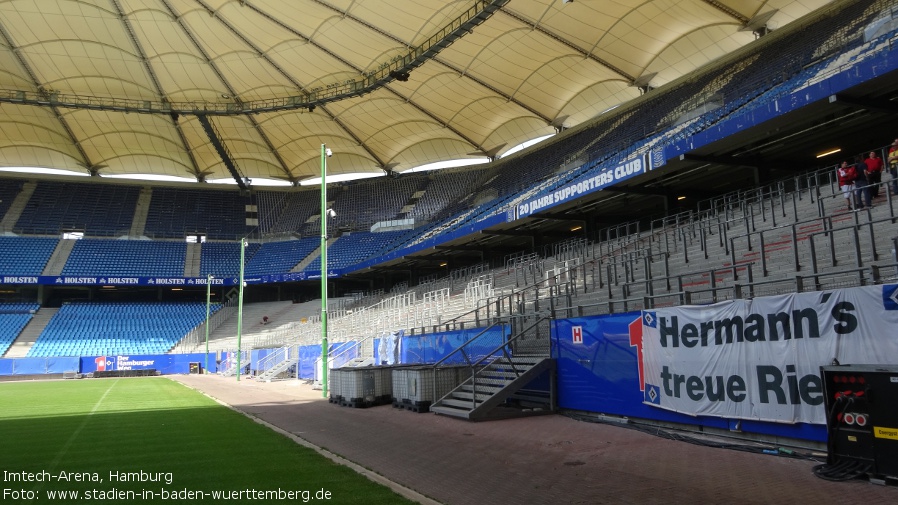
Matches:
[638,285,898,425]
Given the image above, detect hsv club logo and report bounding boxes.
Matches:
[883,285,898,310]
[629,312,661,405]
[94,356,113,372]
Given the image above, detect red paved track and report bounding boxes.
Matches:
[173,375,896,505]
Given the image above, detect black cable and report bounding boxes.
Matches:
[823,394,849,466]
[810,393,874,482]
[813,459,872,481]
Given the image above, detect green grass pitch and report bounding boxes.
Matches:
[0,378,416,504]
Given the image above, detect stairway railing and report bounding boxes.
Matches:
[431,315,550,410]
[254,345,298,380]
[218,350,250,377]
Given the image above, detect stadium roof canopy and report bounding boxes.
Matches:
[0,0,831,186]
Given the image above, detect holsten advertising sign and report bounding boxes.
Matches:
[631,285,898,424]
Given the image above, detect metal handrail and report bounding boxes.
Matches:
[432,315,548,409]
[461,315,548,409]
[253,345,292,375]
[327,334,375,368]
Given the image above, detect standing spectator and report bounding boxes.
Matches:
[854,155,871,210]
[865,150,884,198]
[837,160,857,210]
[888,138,898,195]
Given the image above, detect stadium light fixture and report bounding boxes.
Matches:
[205,274,214,374]
[816,148,841,158]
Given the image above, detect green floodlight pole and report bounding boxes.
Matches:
[204,273,213,374]
[236,238,246,381]
[320,143,329,397]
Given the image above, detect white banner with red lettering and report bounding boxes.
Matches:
[637,284,898,424]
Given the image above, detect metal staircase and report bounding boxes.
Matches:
[430,356,555,420]
[255,345,299,382]
[430,316,556,421]
[218,351,250,377]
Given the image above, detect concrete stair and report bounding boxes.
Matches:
[42,240,75,276]
[430,356,556,421]
[3,307,58,357]
[128,187,152,237]
[0,181,36,231]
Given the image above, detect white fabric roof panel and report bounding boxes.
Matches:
[0,0,833,184]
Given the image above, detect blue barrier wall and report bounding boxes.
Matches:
[397,326,511,365]
[250,348,273,374]
[298,344,322,379]
[552,313,826,442]
[0,357,80,375]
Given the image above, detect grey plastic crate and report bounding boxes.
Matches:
[328,368,346,403]
[393,365,468,410]
[392,368,411,403]
[340,367,377,404]
[338,365,409,407]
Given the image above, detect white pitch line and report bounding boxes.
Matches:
[46,378,119,473]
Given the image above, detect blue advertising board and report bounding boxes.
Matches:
[79,353,216,375]
[517,156,648,218]
[0,275,239,286]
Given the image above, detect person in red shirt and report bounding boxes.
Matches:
[864,150,884,198]
[836,160,857,210]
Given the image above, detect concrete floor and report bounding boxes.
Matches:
[172,374,896,505]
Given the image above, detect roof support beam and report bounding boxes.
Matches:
[111,0,203,180]
[701,1,750,25]
[245,1,496,164]
[196,0,351,178]
[196,115,248,190]
[498,8,635,82]
[828,93,898,113]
